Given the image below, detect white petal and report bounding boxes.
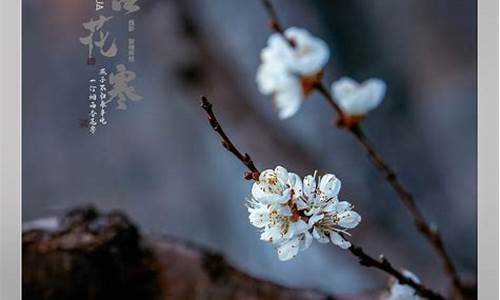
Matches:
[303,175,317,198]
[318,174,341,199]
[337,211,362,229]
[296,198,308,210]
[290,219,310,235]
[274,79,303,119]
[284,27,330,76]
[256,61,293,95]
[329,231,351,249]
[387,270,421,300]
[266,33,292,62]
[331,77,386,115]
[261,225,283,243]
[274,166,289,183]
[287,173,303,196]
[248,206,269,228]
[322,202,337,213]
[334,201,352,214]
[251,182,290,204]
[277,237,300,261]
[312,227,330,243]
[331,77,359,100]
[308,213,324,226]
[299,231,313,250]
[402,270,421,284]
[273,204,293,217]
[363,78,386,109]
[388,278,420,300]
[256,63,277,95]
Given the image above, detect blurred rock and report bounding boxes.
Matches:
[23,206,374,300]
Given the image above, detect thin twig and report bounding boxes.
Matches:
[200,96,260,180]
[200,96,445,300]
[260,0,295,48]
[348,243,445,300]
[258,1,464,297]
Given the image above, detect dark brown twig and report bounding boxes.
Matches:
[259,1,464,298]
[201,96,260,180]
[200,96,445,300]
[260,0,295,48]
[348,243,445,300]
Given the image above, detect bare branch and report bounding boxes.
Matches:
[260,0,295,48]
[200,97,445,300]
[201,96,260,180]
[348,243,445,300]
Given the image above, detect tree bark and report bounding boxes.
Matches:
[23,206,380,300]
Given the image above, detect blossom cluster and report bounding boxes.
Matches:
[256,27,329,119]
[247,166,361,261]
[257,27,386,120]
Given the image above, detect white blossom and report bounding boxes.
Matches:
[247,167,361,261]
[386,271,423,300]
[331,77,386,116]
[251,166,302,205]
[256,27,330,119]
[247,166,311,260]
[297,172,361,249]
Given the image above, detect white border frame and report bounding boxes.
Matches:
[1,0,21,299]
[0,0,497,299]
[477,0,499,298]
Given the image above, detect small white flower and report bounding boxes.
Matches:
[276,230,313,261]
[251,166,302,205]
[386,271,423,300]
[298,172,361,249]
[247,197,311,260]
[256,62,303,119]
[331,77,386,116]
[256,27,330,119]
[279,27,330,76]
[247,167,361,260]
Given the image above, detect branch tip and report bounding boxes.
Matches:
[200,96,260,177]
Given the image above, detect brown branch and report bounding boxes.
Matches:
[314,81,346,118]
[200,97,445,300]
[23,207,338,300]
[201,96,260,180]
[258,1,464,298]
[348,243,445,300]
[260,0,295,48]
[319,72,464,300]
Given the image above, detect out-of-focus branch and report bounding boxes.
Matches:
[348,243,444,300]
[259,1,464,297]
[22,207,340,300]
[201,96,260,180]
[200,97,444,300]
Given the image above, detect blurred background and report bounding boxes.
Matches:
[22,0,476,297]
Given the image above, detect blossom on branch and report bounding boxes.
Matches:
[256,27,330,119]
[298,173,361,249]
[386,270,423,300]
[247,166,361,261]
[331,77,386,118]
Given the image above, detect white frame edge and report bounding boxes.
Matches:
[0,0,22,299]
[477,0,499,299]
